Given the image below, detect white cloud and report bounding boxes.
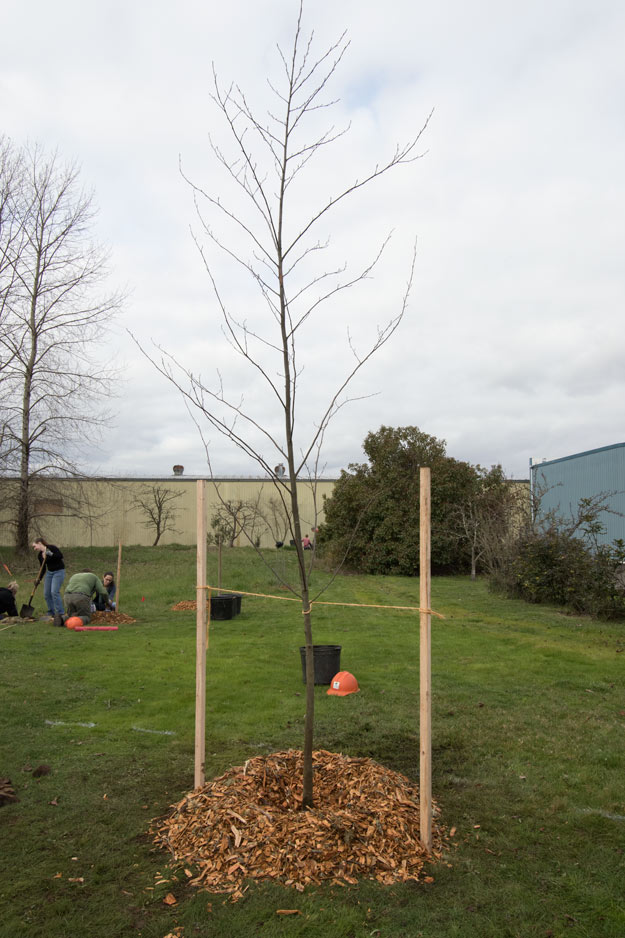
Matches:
[3,0,625,482]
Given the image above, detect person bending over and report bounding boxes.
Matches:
[57,570,109,628]
[0,582,18,619]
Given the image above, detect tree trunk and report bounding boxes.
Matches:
[301,602,315,806]
[272,70,317,805]
[288,484,314,807]
[16,281,39,553]
[16,472,30,554]
[282,405,314,802]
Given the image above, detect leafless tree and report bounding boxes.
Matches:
[259,495,294,547]
[143,3,429,805]
[210,496,265,548]
[0,139,122,551]
[132,484,183,546]
[451,467,530,581]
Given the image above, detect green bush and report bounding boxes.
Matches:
[491,531,625,620]
[319,426,481,575]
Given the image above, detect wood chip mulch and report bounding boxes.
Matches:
[152,749,448,900]
[0,777,19,806]
[171,600,196,611]
[90,611,136,624]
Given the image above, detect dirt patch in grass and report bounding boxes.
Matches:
[90,611,137,625]
[171,600,196,611]
[152,749,448,900]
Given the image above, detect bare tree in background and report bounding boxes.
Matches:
[145,3,429,805]
[259,495,294,547]
[210,496,263,548]
[0,138,26,470]
[0,139,122,551]
[132,484,183,546]
[454,467,529,581]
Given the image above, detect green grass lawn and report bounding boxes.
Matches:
[1,544,624,938]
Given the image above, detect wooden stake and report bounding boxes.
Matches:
[218,536,222,592]
[115,541,122,613]
[419,467,432,851]
[195,481,207,789]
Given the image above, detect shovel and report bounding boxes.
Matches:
[20,558,47,618]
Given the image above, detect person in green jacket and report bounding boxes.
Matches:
[55,570,109,628]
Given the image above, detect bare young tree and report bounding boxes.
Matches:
[210,497,263,548]
[259,495,294,547]
[145,3,429,805]
[0,140,122,551]
[132,484,183,546]
[454,467,529,581]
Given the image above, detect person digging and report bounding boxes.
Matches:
[55,570,109,628]
[32,538,65,622]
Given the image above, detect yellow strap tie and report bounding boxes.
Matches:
[200,585,444,619]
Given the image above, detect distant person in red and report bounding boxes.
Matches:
[302,534,312,550]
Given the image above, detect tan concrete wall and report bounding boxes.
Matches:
[0,477,337,548]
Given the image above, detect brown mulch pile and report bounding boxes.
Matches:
[90,611,136,625]
[171,600,197,611]
[0,778,19,806]
[152,749,448,900]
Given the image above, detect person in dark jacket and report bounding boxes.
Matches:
[93,572,116,611]
[0,582,18,619]
[32,538,65,620]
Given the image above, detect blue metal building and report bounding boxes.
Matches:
[530,443,625,547]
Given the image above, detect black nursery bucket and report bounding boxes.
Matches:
[210,594,237,620]
[299,644,342,685]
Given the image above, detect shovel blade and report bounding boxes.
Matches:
[20,604,35,619]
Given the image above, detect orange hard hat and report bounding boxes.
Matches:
[327,671,359,696]
[65,616,83,630]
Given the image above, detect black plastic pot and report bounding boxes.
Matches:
[299,644,342,685]
[210,594,237,620]
[230,593,243,615]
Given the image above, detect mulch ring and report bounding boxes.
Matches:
[90,611,136,625]
[171,600,196,611]
[152,749,449,901]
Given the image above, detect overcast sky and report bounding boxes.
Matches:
[3,0,625,480]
